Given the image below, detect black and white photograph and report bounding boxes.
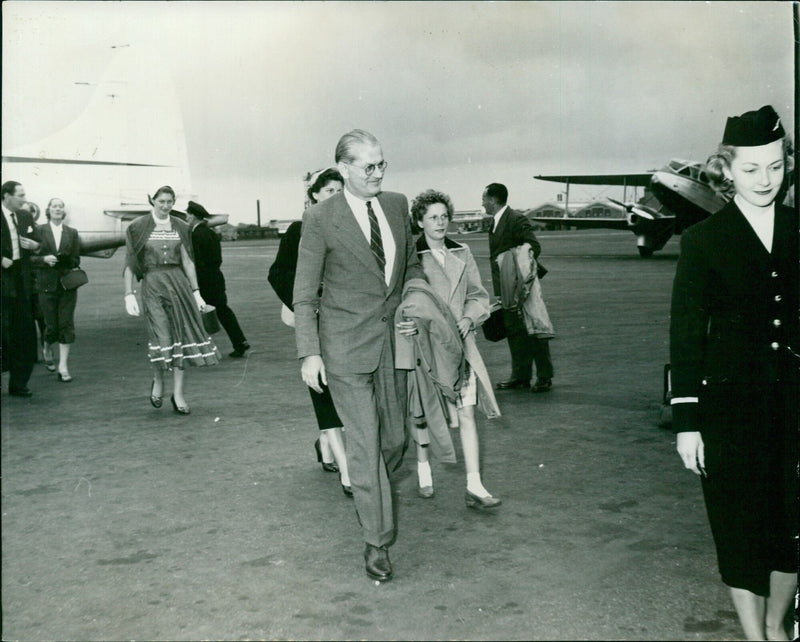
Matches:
[2,1,797,640]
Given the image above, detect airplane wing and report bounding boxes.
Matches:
[534,173,653,186]
[529,216,632,230]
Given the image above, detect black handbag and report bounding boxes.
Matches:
[60,268,89,290]
[482,305,507,342]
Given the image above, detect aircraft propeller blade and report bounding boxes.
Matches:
[607,197,655,220]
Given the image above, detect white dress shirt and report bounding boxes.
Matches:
[344,188,396,285]
[51,221,63,252]
[2,204,20,260]
[735,194,774,253]
[492,205,508,233]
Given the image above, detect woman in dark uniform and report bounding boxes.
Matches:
[123,186,220,415]
[670,105,798,640]
[268,168,351,496]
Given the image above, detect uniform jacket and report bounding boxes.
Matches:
[395,278,465,463]
[31,222,81,293]
[268,220,302,309]
[293,190,424,374]
[125,214,194,281]
[415,235,501,418]
[488,206,542,297]
[190,221,227,305]
[1,207,39,298]
[669,200,799,433]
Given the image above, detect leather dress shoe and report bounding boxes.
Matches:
[417,485,434,499]
[496,378,528,390]
[364,543,393,582]
[340,474,353,498]
[465,490,502,509]
[9,387,33,397]
[531,378,553,393]
[315,438,339,473]
[229,341,250,358]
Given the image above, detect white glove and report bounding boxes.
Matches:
[193,290,207,312]
[125,293,140,316]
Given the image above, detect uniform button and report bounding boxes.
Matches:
[381,316,387,322]
[773,319,782,327]
[416,358,421,366]
[771,271,778,277]
[771,342,780,350]
[774,294,782,302]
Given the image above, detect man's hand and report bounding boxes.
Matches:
[1,257,12,269]
[676,431,705,476]
[19,236,39,252]
[396,319,418,336]
[301,354,326,393]
[456,318,472,339]
[43,255,58,267]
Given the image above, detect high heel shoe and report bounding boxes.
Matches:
[57,371,73,383]
[150,380,163,408]
[340,474,353,498]
[314,438,339,473]
[170,395,190,415]
[465,490,502,509]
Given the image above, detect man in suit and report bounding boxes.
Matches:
[294,129,424,581]
[183,201,249,358]
[2,181,41,396]
[484,182,554,392]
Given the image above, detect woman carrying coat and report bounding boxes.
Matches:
[670,105,798,640]
[31,198,80,381]
[403,189,502,508]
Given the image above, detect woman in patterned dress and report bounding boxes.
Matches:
[123,185,219,414]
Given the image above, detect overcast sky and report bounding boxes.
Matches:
[2,1,795,223]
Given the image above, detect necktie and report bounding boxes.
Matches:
[10,211,18,230]
[366,200,385,273]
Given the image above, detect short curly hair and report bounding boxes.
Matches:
[410,189,454,228]
[705,135,794,192]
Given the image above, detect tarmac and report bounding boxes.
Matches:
[1,229,792,641]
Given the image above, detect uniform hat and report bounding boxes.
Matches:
[722,105,785,147]
[186,200,211,218]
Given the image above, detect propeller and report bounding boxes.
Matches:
[607,197,656,220]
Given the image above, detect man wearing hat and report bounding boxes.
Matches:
[670,105,798,640]
[184,201,250,358]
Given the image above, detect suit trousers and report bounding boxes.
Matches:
[1,268,37,390]
[326,330,408,547]
[506,331,553,382]
[39,287,78,344]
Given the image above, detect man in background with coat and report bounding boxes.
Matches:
[184,201,249,358]
[484,182,554,393]
[2,181,41,396]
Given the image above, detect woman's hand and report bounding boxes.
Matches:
[396,319,418,336]
[676,431,705,476]
[193,290,207,312]
[124,293,140,317]
[43,254,58,267]
[457,317,472,339]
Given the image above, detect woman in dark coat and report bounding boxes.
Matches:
[123,186,220,415]
[670,105,798,640]
[31,198,80,381]
[268,168,351,495]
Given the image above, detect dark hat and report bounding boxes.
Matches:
[722,105,785,147]
[186,200,211,218]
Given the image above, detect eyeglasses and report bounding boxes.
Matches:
[346,160,388,177]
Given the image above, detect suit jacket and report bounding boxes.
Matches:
[190,221,226,303]
[488,207,542,296]
[31,223,81,293]
[1,208,39,298]
[669,200,799,433]
[293,190,424,374]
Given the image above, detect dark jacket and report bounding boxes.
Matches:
[669,200,799,433]
[268,220,301,309]
[488,206,544,296]
[190,221,227,305]
[1,208,39,298]
[31,223,81,293]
